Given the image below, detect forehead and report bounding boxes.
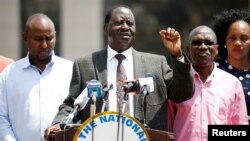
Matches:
[28,18,55,32]
[228,21,250,34]
[111,7,134,20]
[191,29,216,41]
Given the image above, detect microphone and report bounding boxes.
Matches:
[122,80,140,94]
[101,84,113,112]
[60,88,89,128]
[138,77,154,93]
[74,88,89,111]
[102,84,113,101]
[74,79,104,110]
[87,80,102,99]
[86,80,102,116]
[122,77,154,95]
[139,73,156,128]
[60,79,103,127]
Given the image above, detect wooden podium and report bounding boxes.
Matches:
[49,124,174,141]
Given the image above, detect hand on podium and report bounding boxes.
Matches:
[44,124,61,141]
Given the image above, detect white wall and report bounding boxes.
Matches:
[0,0,103,61]
[0,0,20,60]
[61,0,103,61]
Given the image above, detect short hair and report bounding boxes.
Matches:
[210,9,250,59]
[188,25,217,44]
[104,5,133,24]
[24,13,54,34]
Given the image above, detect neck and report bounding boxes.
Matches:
[193,63,214,83]
[227,56,250,70]
[29,56,51,72]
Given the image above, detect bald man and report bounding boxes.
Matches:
[0,13,73,141]
[167,26,248,141]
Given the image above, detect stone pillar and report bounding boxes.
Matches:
[0,0,20,60]
[61,0,103,61]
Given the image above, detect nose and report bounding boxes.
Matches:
[121,23,129,30]
[199,43,208,49]
[41,40,48,48]
[234,39,242,47]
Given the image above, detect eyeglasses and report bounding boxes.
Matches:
[191,40,215,46]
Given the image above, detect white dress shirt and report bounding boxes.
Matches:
[0,53,73,141]
[107,46,134,116]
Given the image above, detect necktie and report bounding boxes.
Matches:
[115,54,129,114]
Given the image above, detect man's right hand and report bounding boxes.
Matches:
[44,124,62,141]
[159,27,182,58]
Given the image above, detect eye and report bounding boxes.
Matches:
[126,21,134,27]
[227,36,236,42]
[110,21,121,26]
[240,35,249,43]
[204,40,215,46]
[191,40,203,46]
[46,36,54,42]
[33,37,43,41]
[191,40,215,46]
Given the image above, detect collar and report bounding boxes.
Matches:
[20,51,55,69]
[191,63,217,83]
[107,45,133,62]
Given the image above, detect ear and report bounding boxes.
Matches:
[186,45,190,55]
[215,45,219,56]
[54,31,57,41]
[104,24,108,35]
[22,32,27,43]
[186,45,192,60]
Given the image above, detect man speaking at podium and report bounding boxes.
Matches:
[44,5,194,139]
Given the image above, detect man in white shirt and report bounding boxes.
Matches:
[0,13,73,141]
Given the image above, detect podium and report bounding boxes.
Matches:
[49,124,174,141]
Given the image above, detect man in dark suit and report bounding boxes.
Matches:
[44,5,194,139]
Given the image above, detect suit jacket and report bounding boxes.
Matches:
[53,47,194,131]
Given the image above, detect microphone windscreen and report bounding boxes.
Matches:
[74,88,89,111]
[138,77,154,92]
[87,80,102,98]
[123,80,140,94]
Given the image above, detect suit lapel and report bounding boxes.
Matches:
[132,49,144,120]
[92,48,108,112]
[92,49,108,84]
[133,49,145,79]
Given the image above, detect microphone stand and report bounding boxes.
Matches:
[101,84,113,112]
[117,90,129,141]
[141,85,150,128]
[89,91,97,141]
[122,91,129,113]
[101,96,108,113]
[61,105,79,141]
[90,91,97,117]
[60,105,79,129]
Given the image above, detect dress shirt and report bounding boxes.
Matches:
[216,60,250,120]
[0,53,73,141]
[167,64,248,141]
[0,56,14,73]
[107,46,134,116]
